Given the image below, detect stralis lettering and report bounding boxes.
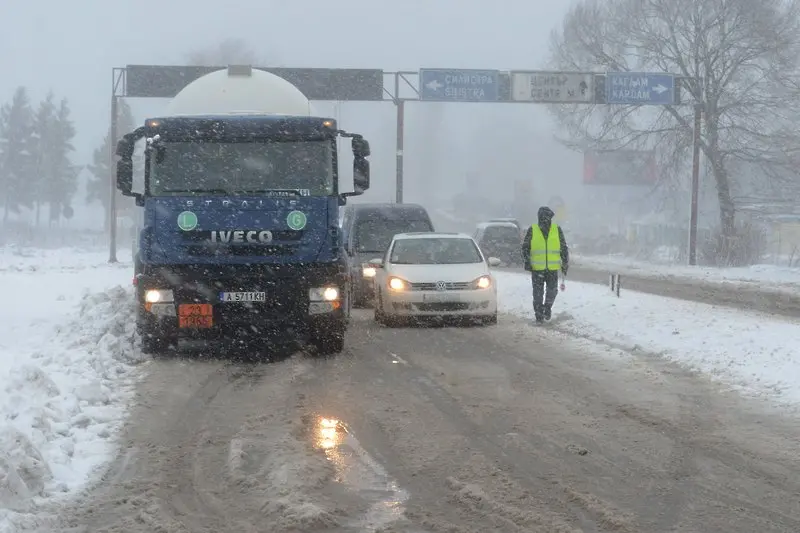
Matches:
[210,230,273,243]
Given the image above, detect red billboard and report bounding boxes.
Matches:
[583,149,657,185]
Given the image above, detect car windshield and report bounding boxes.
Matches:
[390,238,483,265]
[483,226,520,243]
[149,140,334,196]
[354,218,431,253]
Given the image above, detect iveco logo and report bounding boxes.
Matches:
[435,281,447,291]
[209,230,273,243]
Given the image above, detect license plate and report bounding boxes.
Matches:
[219,292,266,302]
[178,303,213,328]
[423,293,459,303]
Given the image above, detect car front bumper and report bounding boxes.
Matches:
[381,288,497,316]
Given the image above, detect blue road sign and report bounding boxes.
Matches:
[605,72,676,105]
[419,69,499,102]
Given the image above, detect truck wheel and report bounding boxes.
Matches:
[310,327,345,356]
[140,332,171,355]
[137,315,175,356]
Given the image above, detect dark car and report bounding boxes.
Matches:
[488,217,522,231]
[341,203,435,307]
[473,222,524,267]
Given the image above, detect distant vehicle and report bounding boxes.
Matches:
[369,232,500,326]
[473,222,524,267]
[488,217,521,230]
[341,203,435,307]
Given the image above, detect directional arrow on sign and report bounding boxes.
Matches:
[425,80,444,91]
[653,84,668,94]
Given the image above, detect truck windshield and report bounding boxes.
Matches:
[149,140,335,196]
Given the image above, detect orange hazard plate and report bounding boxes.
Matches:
[178,303,213,328]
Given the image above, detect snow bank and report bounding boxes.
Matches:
[0,249,141,532]
[575,254,800,295]
[0,245,132,274]
[495,271,800,408]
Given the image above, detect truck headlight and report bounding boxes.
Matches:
[362,266,377,278]
[144,289,174,303]
[309,287,339,301]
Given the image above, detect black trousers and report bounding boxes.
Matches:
[531,270,559,318]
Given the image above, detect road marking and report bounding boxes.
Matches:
[228,437,244,471]
[390,352,409,365]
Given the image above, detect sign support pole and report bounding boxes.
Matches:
[395,98,405,203]
[108,69,120,264]
[688,103,703,266]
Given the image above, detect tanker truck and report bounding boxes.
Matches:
[115,65,371,355]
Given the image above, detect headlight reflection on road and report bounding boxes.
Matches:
[317,417,344,450]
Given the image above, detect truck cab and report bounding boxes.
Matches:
[115,66,371,355]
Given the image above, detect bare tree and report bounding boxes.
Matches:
[185,38,273,66]
[548,0,800,247]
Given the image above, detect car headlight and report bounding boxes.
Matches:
[362,266,377,278]
[144,289,174,303]
[473,276,491,289]
[309,287,340,301]
[388,277,408,291]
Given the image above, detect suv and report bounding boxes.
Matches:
[473,222,524,267]
[341,203,435,307]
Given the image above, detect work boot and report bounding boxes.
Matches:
[544,305,552,321]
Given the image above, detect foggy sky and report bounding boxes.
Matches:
[2,0,582,206]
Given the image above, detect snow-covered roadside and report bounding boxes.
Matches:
[0,247,143,532]
[495,270,800,408]
[575,254,800,296]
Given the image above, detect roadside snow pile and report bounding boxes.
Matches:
[0,245,132,274]
[495,270,800,408]
[575,253,800,295]
[0,285,142,530]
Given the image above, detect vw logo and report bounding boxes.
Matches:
[435,281,447,291]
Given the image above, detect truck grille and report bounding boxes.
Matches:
[183,244,298,257]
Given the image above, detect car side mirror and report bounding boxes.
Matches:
[368,258,383,268]
[488,257,502,267]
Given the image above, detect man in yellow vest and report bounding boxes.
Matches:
[521,206,569,323]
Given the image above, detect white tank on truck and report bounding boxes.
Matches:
[166,65,314,116]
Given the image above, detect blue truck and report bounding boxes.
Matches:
[114,66,371,355]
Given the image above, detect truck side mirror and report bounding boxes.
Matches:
[116,159,135,197]
[352,137,370,158]
[353,157,370,193]
[115,137,136,197]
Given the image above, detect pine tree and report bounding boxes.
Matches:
[87,99,137,227]
[0,87,35,223]
[30,92,56,226]
[43,98,78,225]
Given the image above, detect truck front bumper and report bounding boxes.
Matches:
[136,263,347,338]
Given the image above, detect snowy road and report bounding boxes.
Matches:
[40,311,800,532]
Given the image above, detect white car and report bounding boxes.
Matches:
[369,232,501,325]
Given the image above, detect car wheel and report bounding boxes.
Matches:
[482,313,498,325]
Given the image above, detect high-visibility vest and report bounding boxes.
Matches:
[529,223,562,271]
